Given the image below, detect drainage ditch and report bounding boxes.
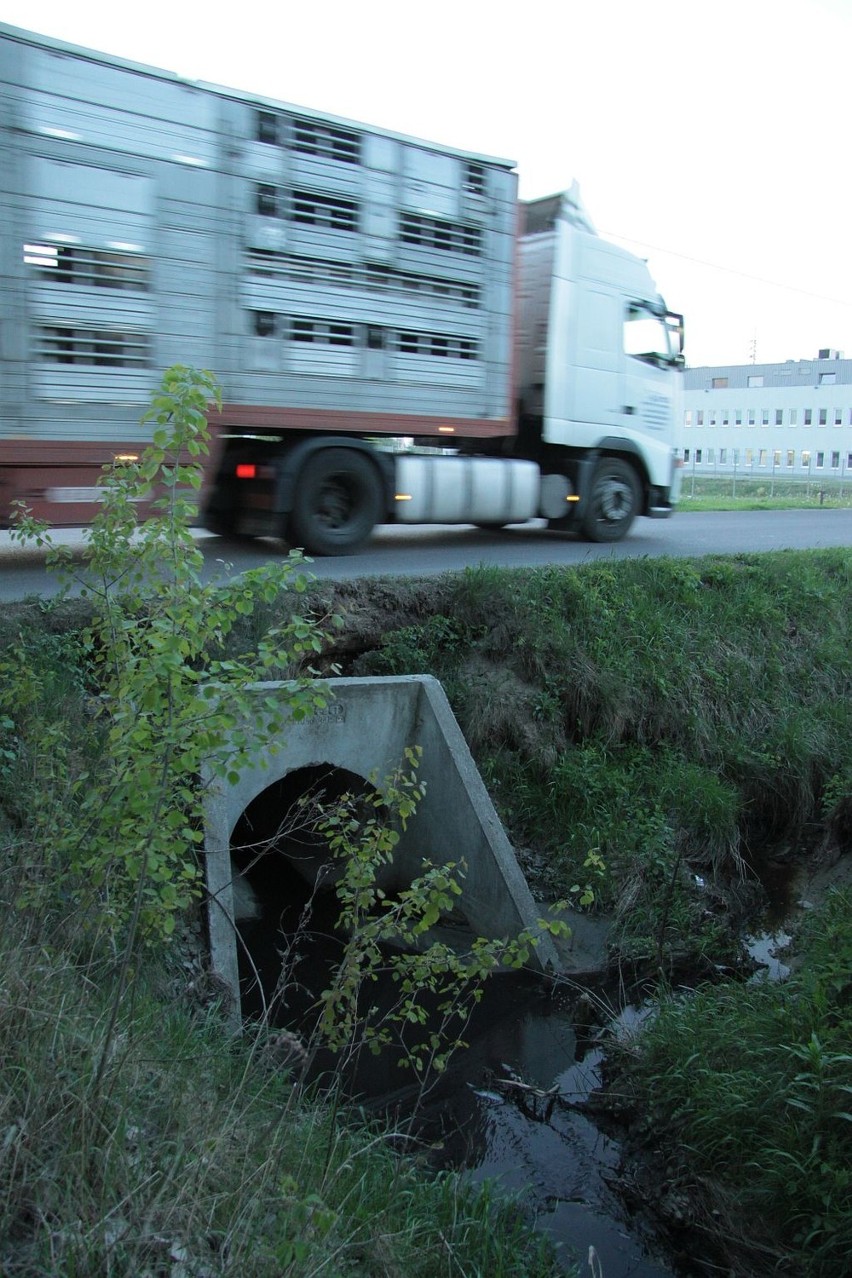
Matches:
[225,765,678,1277]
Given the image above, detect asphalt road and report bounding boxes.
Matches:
[1,508,850,601]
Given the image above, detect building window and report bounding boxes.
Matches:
[773,449,782,466]
[848,453,852,469]
[819,408,827,425]
[761,409,770,425]
[775,409,783,425]
[831,451,840,468]
[684,409,692,427]
[695,449,703,463]
[722,409,729,425]
[707,448,715,463]
[748,409,756,426]
[720,448,728,463]
[744,448,753,466]
[787,450,795,468]
[696,410,704,426]
[709,411,717,427]
[834,408,842,425]
[804,409,812,425]
[712,376,728,388]
[735,409,742,425]
[815,452,823,468]
[733,449,740,465]
[789,408,797,426]
[819,372,836,385]
[748,375,764,387]
[758,449,767,467]
[802,450,812,468]
[683,448,690,462]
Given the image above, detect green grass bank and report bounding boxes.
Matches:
[2,546,850,1275]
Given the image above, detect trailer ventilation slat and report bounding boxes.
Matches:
[35,326,151,367]
[246,250,480,307]
[396,332,479,360]
[24,244,149,291]
[292,118,360,165]
[291,190,358,232]
[289,319,355,347]
[399,214,482,257]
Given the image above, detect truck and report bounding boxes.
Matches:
[0,22,684,553]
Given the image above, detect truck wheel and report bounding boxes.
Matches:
[289,448,382,555]
[582,458,640,542]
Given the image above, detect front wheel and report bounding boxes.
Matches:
[289,448,382,555]
[581,458,640,543]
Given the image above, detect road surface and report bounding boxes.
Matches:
[1,509,850,601]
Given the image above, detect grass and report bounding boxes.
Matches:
[0,891,560,1277]
[2,547,850,1275]
[615,888,852,1276]
[678,474,852,510]
[349,550,851,965]
[0,614,563,1277]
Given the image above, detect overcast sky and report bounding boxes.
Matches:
[3,0,850,368]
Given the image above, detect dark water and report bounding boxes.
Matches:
[234,855,674,1278]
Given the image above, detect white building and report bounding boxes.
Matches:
[680,351,852,482]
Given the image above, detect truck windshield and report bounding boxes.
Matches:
[624,304,684,368]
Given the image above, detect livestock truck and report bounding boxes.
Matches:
[0,22,684,553]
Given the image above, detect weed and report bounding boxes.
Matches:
[622,888,852,1274]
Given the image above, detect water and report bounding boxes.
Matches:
[235,862,675,1278]
[744,929,792,983]
[409,985,672,1277]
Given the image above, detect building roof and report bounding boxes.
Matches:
[685,355,852,391]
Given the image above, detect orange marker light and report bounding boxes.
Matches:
[235,463,257,479]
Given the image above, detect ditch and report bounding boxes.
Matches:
[233,837,827,1278]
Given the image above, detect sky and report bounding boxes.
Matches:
[2,0,851,368]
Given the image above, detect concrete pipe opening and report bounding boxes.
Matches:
[230,762,378,910]
[203,676,562,1030]
[227,763,379,1022]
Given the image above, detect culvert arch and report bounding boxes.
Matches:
[230,762,380,902]
[203,676,561,1025]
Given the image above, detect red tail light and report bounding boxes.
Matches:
[235,463,256,479]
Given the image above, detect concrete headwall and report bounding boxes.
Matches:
[204,675,561,1014]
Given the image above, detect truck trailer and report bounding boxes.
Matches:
[0,22,684,552]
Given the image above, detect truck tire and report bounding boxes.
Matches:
[289,448,382,555]
[581,458,640,542]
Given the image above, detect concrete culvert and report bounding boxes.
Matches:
[229,763,379,915]
[203,676,562,1027]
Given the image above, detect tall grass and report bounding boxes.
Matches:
[0,615,562,1276]
[0,877,560,1276]
[616,888,852,1275]
[2,547,849,1274]
[350,550,851,963]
